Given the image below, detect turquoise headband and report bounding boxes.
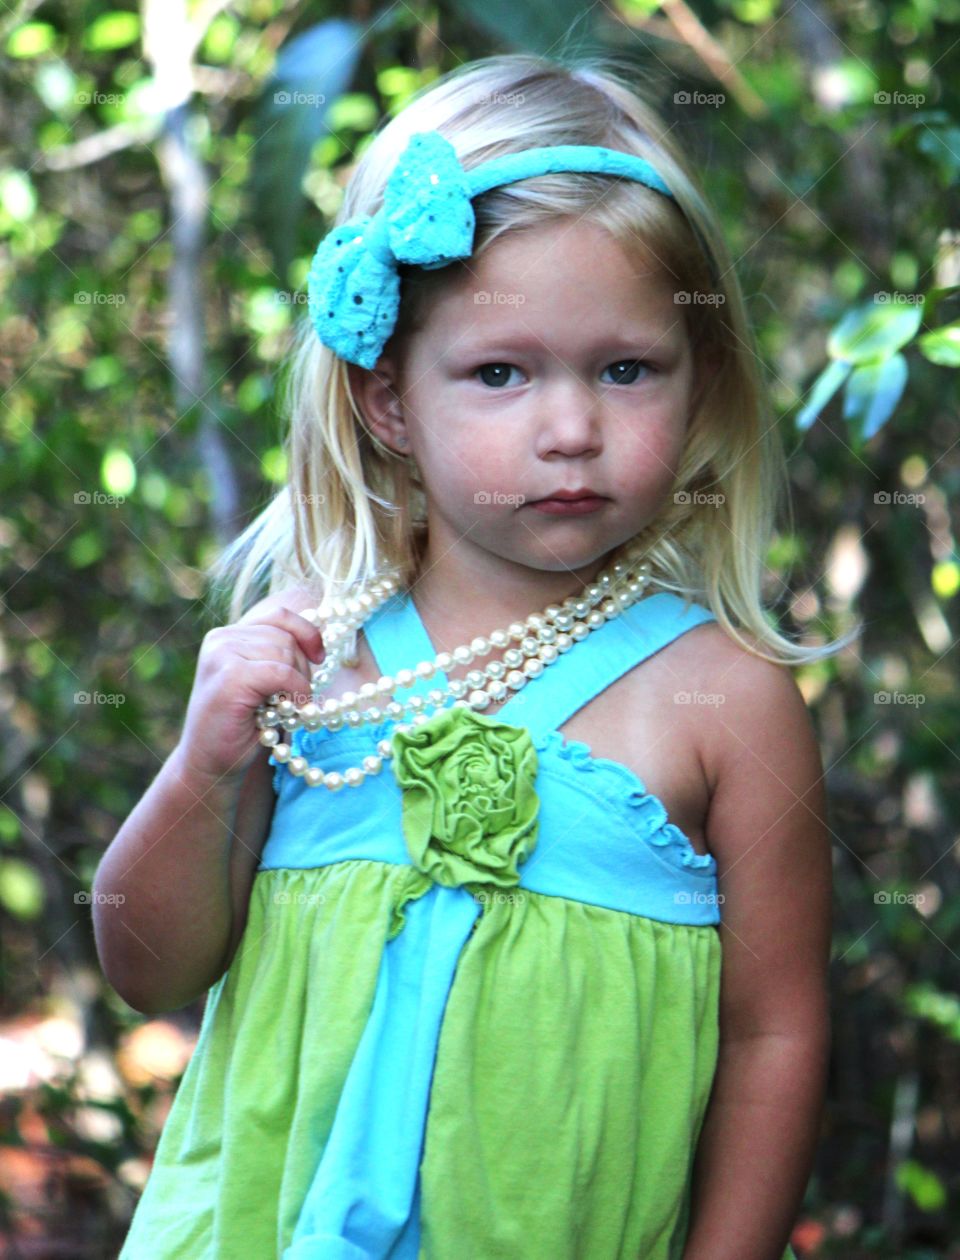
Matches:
[307,128,682,370]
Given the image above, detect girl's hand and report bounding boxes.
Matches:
[174,587,326,785]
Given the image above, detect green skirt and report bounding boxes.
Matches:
[119,862,796,1259]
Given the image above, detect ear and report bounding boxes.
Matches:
[346,354,411,456]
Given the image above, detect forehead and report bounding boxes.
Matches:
[413,220,685,353]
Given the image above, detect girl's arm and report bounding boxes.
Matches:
[92,744,274,1014]
[93,588,324,1014]
[681,639,832,1260]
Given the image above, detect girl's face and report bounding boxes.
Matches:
[357,218,698,584]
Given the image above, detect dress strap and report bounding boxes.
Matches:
[495,591,717,736]
[364,587,716,737]
[363,589,452,698]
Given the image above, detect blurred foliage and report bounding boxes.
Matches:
[1,0,959,1256]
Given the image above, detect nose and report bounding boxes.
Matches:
[535,374,603,458]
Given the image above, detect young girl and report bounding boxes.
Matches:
[95,51,849,1260]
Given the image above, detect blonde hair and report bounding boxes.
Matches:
[207,51,858,666]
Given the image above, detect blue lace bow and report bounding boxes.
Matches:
[306,128,679,369]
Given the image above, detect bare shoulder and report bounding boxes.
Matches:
[679,622,833,1040]
[664,620,818,792]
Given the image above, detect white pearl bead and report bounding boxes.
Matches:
[376,676,395,695]
[305,767,324,787]
[435,652,453,671]
[469,689,490,708]
[395,668,415,688]
[289,756,307,776]
[273,743,291,762]
[470,636,489,655]
[489,629,509,648]
[508,622,526,641]
[523,657,544,678]
[415,661,435,679]
[358,683,378,700]
[259,728,280,747]
[324,771,345,791]
[377,739,393,757]
[506,670,526,690]
[452,645,473,665]
[344,767,365,787]
[362,755,383,774]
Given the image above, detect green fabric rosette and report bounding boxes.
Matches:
[390,705,540,891]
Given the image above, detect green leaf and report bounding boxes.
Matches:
[895,1160,947,1213]
[918,322,960,366]
[83,12,141,52]
[827,301,924,364]
[6,22,57,58]
[0,859,45,919]
[102,448,136,496]
[796,359,852,431]
[842,353,909,440]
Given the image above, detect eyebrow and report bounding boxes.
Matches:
[449,330,677,356]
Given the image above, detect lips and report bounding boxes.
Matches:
[531,489,606,503]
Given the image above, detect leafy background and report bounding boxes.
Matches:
[1,1,959,1255]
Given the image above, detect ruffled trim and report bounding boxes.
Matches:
[530,730,716,872]
[270,722,715,873]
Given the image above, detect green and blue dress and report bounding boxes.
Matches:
[119,588,797,1260]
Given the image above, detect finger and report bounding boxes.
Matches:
[239,605,326,665]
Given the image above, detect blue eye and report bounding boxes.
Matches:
[601,359,652,385]
[475,363,520,388]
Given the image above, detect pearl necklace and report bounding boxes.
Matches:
[257,542,652,791]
